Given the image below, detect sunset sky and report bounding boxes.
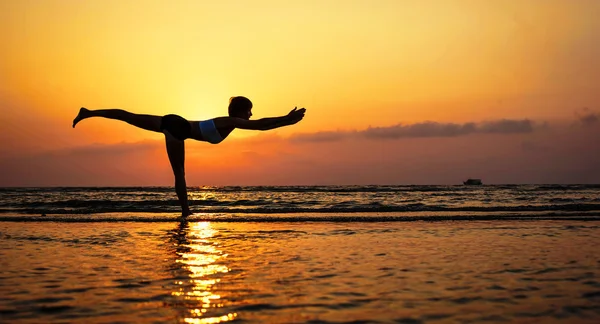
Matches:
[1,0,599,186]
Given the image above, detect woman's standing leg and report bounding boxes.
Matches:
[165,132,191,217]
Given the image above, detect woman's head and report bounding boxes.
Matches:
[228,96,253,119]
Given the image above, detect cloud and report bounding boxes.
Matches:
[571,108,599,128]
[478,119,534,134]
[289,130,351,143]
[363,122,477,139]
[57,140,161,156]
[577,112,599,126]
[0,140,170,187]
[2,118,600,186]
[291,119,536,142]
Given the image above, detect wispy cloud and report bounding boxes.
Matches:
[577,111,599,126]
[289,131,351,143]
[291,119,536,142]
[363,122,477,139]
[478,119,535,134]
[2,117,600,186]
[58,140,160,156]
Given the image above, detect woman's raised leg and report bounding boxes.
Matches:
[72,107,162,133]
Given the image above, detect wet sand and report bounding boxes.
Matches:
[1,220,600,323]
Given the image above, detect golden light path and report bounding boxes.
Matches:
[172,221,237,323]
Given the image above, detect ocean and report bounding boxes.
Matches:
[1,185,600,323]
[1,185,600,221]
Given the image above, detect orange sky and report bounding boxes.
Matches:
[1,0,599,185]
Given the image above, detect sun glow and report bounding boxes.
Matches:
[2,1,600,186]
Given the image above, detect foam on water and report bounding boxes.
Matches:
[2,185,600,222]
[1,211,600,222]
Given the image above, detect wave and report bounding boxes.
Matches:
[1,211,600,222]
[2,184,599,194]
[2,185,600,218]
[2,202,600,215]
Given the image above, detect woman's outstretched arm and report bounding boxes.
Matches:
[214,107,306,131]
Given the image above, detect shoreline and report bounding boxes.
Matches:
[1,211,600,222]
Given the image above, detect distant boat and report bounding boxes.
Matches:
[463,178,483,185]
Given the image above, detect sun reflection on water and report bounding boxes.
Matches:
[172,221,237,323]
[189,190,217,202]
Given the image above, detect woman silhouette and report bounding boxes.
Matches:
[72,96,306,217]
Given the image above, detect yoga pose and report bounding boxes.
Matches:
[73,96,306,217]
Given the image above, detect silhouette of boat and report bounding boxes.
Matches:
[463,178,483,185]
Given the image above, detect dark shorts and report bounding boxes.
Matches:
[160,114,192,141]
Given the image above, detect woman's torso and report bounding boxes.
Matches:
[189,119,233,144]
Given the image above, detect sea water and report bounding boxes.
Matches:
[1,185,600,323]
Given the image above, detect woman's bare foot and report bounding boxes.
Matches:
[181,209,192,218]
[72,107,90,128]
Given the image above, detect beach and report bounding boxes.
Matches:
[2,219,600,323]
[4,0,600,321]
